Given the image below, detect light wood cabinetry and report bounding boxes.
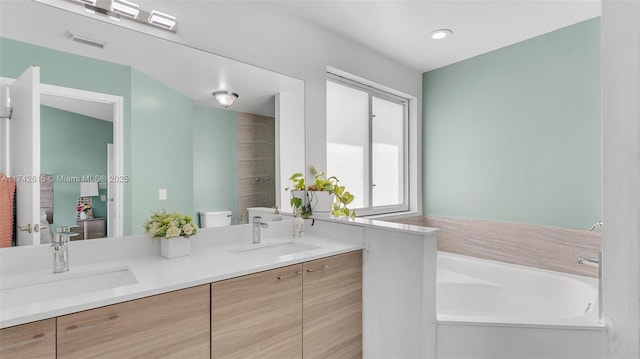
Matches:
[211,250,363,359]
[211,264,303,359]
[57,285,210,359]
[3,250,362,359]
[303,250,363,359]
[0,318,56,358]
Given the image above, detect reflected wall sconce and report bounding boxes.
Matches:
[212,91,239,108]
[68,0,178,33]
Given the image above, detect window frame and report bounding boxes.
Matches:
[326,73,410,216]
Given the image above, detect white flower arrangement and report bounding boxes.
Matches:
[143,209,198,239]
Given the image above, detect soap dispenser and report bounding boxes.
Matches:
[293,209,304,238]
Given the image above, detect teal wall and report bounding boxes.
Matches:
[1,38,240,236]
[192,106,238,226]
[423,18,601,229]
[129,69,195,234]
[40,106,112,225]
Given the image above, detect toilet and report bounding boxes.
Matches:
[199,210,232,228]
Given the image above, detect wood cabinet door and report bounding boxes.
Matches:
[303,250,362,359]
[0,318,55,358]
[57,285,210,359]
[212,264,303,359]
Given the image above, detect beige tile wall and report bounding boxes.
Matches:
[389,216,602,277]
[237,112,276,220]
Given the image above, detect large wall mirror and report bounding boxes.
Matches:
[0,1,305,246]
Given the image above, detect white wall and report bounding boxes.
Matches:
[601,0,640,357]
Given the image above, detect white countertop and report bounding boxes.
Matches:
[0,234,363,329]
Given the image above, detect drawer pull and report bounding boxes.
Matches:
[306,264,329,273]
[277,271,302,280]
[0,333,45,351]
[66,315,120,335]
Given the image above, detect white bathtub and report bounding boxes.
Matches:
[436,252,608,359]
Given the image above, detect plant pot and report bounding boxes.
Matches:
[309,191,335,213]
[161,236,190,258]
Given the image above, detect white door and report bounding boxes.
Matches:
[9,66,41,246]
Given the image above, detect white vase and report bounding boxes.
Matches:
[310,191,335,213]
[161,236,190,258]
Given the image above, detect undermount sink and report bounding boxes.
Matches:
[0,263,138,307]
[230,241,319,259]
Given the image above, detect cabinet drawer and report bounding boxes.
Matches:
[212,264,303,359]
[0,318,56,359]
[57,285,210,359]
[303,250,363,359]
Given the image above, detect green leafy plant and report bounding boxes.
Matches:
[285,166,356,218]
[332,185,356,218]
[308,166,338,192]
[143,209,198,239]
[286,172,308,213]
[286,172,306,191]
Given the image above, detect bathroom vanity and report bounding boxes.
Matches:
[0,218,438,358]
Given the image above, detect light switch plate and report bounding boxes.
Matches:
[100,195,107,202]
[159,189,167,200]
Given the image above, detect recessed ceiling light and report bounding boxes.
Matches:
[431,29,453,40]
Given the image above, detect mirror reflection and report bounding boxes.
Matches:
[0,1,305,246]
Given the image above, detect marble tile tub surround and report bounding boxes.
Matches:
[389,216,602,277]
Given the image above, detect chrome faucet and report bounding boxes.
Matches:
[51,226,78,273]
[578,255,600,266]
[252,216,268,244]
[589,222,603,231]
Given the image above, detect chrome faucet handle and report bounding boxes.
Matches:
[52,231,78,244]
[253,216,269,228]
[578,255,600,266]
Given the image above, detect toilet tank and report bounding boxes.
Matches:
[199,210,232,228]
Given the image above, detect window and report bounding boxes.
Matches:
[326,74,409,215]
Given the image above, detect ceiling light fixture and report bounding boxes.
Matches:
[111,0,140,18]
[212,91,239,108]
[431,29,453,40]
[148,10,177,30]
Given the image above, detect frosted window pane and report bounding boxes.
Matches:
[327,81,369,207]
[372,97,403,206]
[327,143,364,209]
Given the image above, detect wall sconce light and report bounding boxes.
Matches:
[70,0,178,33]
[111,0,140,18]
[148,10,177,31]
[212,91,239,108]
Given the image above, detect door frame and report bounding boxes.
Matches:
[1,77,124,239]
